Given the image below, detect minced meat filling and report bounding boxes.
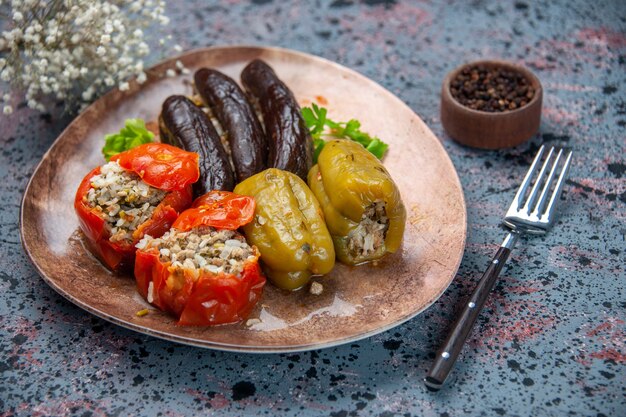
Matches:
[346,200,389,258]
[137,226,255,277]
[85,161,167,244]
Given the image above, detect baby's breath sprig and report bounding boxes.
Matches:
[0,0,174,115]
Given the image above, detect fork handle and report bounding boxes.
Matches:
[424,232,519,391]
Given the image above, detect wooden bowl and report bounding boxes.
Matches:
[440,60,542,149]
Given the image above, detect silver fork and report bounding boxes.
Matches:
[425,145,573,391]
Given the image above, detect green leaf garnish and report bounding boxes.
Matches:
[313,137,326,162]
[102,118,155,161]
[302,103,389,162]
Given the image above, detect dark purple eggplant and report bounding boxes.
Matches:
[240,59,313,181]
[194,68,268,182]
[159,95,235,194]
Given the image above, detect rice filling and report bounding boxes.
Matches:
[85,161,167,244]
[137,226,255,277]
[346,200,389,258]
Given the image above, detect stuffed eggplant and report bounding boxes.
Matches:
[194,68,268,182]
[233,168,335,290]
[308,139,406,265]
[74,143,197,271]
[134,191,266,326]
[241,59,313,181]
[159,95,235,194]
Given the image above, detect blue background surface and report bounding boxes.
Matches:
[1,1,624,416]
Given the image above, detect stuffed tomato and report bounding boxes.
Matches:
[134,191,266,326]
[74,143,198,271]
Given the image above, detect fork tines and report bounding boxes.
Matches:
[508,145,573,228]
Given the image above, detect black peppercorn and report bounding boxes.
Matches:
[450,65,535,112]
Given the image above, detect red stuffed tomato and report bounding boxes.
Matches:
[134,191,265,326]
[74,144,198,271]
[112,143,200,191]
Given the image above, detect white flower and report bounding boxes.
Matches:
[137,41,149,55]
[82,87,95,101]
[136,71,147,84]
[173,44,182,52]
[1,68,13,82]
[3,28,23,43]
[1,0,173,114]
[165,69,176,77]
[3,105,13,115]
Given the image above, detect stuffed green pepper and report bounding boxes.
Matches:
[234,168,335,290]
[308,139,406,265]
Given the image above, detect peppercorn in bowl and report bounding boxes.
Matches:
[441,60,542,149]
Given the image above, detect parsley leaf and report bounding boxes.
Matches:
[102,118,154,161]
[302,103,389,162]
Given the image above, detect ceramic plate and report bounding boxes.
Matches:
[20,46,466,353]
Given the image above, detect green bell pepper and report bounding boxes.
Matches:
[234,168,335,290]
[308,139,406,265]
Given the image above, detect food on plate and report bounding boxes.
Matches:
[101,118,155,161]
[308,139,406,266]
[134,191,265,326]
[159,95,235,195]
[234,168,335,290]
[301,103,389,162]
[241,59,313,181]
[74,143,197,271]
[174,190,256,231]
[194,68,268,182]
[73,57,408,327]
[113,143,199,191]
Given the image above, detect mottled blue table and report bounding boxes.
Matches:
[2,1,624,416]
